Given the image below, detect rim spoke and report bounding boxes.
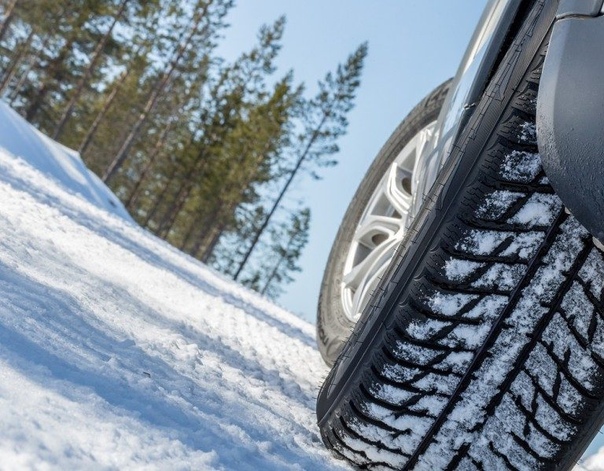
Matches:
[385,163,413,216]
[351,254,390,318]
[342,237,400,320]
[340,120,437,323]
[343,234,399,291]
[353,214,404,250]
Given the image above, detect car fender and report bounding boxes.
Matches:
[537,0,604,241]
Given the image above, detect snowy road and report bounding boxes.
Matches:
[0,105,351,469]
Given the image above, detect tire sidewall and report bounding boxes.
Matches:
[317,80,451,365]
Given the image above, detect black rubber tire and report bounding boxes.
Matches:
[317,80,452,366]
[317,1,604,469]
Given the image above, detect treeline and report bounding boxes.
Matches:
[0,0,366,298]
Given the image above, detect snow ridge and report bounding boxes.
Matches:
[0,108,346,469]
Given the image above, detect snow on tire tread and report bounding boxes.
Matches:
[318,15,604,469]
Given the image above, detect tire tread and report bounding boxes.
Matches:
[318,1,604,468]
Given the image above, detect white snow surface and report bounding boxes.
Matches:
[0,103,348,469]
[0,101,130,220]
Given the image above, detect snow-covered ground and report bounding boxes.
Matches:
[0,99,604,470]
[0,102,351,469]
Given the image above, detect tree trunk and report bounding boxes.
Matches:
[124,119,173,209]
[141,163,180,228]
[8,34,50,103]
[155,180,194,238]
[261,244,289,295]
[154,146,214,238]
[0,0,19,44]
[232,113,328,280]
[181,202,222,252]
[196,223,223,261]
[141,129,201,231]
[77,68,129,156]
[102,0,211,183]
[179,215,201,251]
[0,27,34,93]
[199,226,223,262]
[24,36,75,121]
[53,0,130,140]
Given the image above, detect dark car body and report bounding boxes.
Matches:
[413,0,604,242]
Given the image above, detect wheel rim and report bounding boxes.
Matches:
[341,121,436,322]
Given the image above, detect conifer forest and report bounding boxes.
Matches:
[0,0,367,298]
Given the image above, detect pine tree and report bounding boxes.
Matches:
[208,204,268,275]
[22,2,110,127]
[259,207,310,298]
[52,0,132,140]
[102,0,233,183]
[0,2,369,295]
[172,74,301,258]
[1,0,66,110]
[232,42,368,280]
[123,117,174,209]
[234,207,310,299]
[146,17,289,239]
[75,2,164,156]
[6,33,52,105]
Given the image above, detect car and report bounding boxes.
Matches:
[315,0,604,469]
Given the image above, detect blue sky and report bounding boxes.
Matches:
[218,1,488,322]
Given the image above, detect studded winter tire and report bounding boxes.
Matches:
[317,1,604,469]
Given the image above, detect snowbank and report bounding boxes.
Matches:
[0,102,347,469]
[0,101,130,220]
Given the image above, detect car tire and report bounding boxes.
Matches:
[317,79,452,366]
[317,1,604,469]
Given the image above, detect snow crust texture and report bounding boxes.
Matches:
[0,114,349,469]
[318,36,604,470]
